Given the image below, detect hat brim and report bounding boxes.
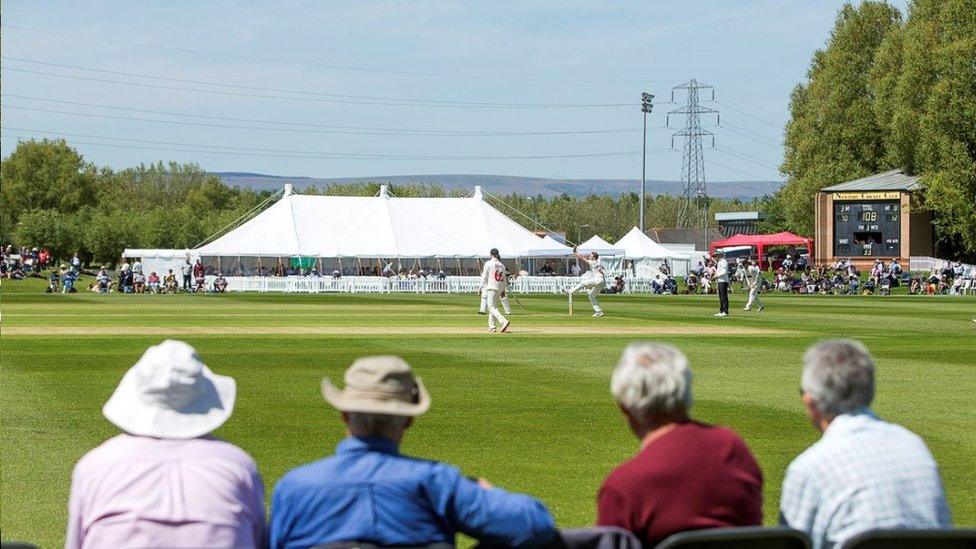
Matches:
[103,366,236,439]
[321,376,430,417]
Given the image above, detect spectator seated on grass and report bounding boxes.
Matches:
[164,270,178,293]
[66,340,266,549]
[214,273,228,293]
[61,265,78,294]
[46,269,61,293]
[147,272,161,293]
[95,267,112,293]
[781,339,951,549]
[607,275,626,294]
[270,356,557,549]
[133,271,146,294]
[597,343,763,547]
[685,272,699,294]
[194,273,207,293]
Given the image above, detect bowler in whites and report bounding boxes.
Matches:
[567,247,606,317]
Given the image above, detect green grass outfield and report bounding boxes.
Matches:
[2,279,974,547]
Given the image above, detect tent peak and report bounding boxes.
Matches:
[473,185,483,200]
[379,184,391,199]
[283,183,295,196]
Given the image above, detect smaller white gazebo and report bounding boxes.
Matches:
[577,235,625,256]
[577,235,625,271]
[614,227,691,276]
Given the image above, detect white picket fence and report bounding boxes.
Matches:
[909,256,975,272]
[223,275,656,294]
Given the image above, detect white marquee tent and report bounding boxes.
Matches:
[126,185,573,275]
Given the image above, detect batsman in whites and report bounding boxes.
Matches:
[480,248,511,333]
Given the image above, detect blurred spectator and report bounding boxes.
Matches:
[214,273,228,293]
[61,264,78,293]
[598,343,763,547]
[65,340,266,549]
[133,270,146,294]
[46,268,61,293]
[164,270,178,293]
[177,259,191,290]
[147,272,161,293]
[96,266,112,293]
[781,340,951,549]
[270,356,556,548]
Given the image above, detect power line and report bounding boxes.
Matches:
[713,145,781,170]
[1,57,636,108]
[4,25,679,85]
[714,90,788,119]
[716,124,782,150]
[712,100,783,128]
[721,121,782,145]
[3,102,668,138]
[2,66,636,110]
[3,128,676,160]
[705,158,781,182]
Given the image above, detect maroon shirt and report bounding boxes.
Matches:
[597,421,763,547]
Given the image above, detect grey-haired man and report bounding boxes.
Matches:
[780,339,951,549]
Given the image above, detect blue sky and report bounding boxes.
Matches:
[0,1,908,182]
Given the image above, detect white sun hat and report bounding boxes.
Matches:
[103,340,236,439]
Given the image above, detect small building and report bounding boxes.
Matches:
[715,211,765,237]
[814,170,932,268]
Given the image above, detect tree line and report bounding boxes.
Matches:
[0,139,760,265]
[770,0,976,258]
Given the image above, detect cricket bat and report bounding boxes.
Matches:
[568,291,573,317]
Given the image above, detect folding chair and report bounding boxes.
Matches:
[656,526,811,549]
[839,528,976,549]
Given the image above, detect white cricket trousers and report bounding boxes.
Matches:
[569,281,604,313]
[746,284,763,310]
[485,289,508,330]
[480,287,511,314]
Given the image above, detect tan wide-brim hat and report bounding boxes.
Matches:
[322,355,430,417]
[103,340,236,439]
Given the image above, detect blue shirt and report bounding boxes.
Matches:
[271,436,556,549]
[779,410,951,549]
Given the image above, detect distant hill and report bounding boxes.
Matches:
[214,172,783,200]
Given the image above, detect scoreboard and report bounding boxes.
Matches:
[832,195,901,257]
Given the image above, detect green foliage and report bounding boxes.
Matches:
[0,139,97,241]
[777,2,903,236]
[773,0,976,256]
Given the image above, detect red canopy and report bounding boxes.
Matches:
[710,231,814,263]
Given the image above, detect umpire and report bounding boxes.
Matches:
[714,250,730,317]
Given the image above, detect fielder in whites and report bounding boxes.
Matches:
[479,267,512,315]
[743,258,765,312]
[480,248,511,333]
[567,248,606,317]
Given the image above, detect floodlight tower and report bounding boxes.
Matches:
[668,79,718,232]
[640,92,654,232]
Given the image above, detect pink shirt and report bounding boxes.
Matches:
[66,434,266,549]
